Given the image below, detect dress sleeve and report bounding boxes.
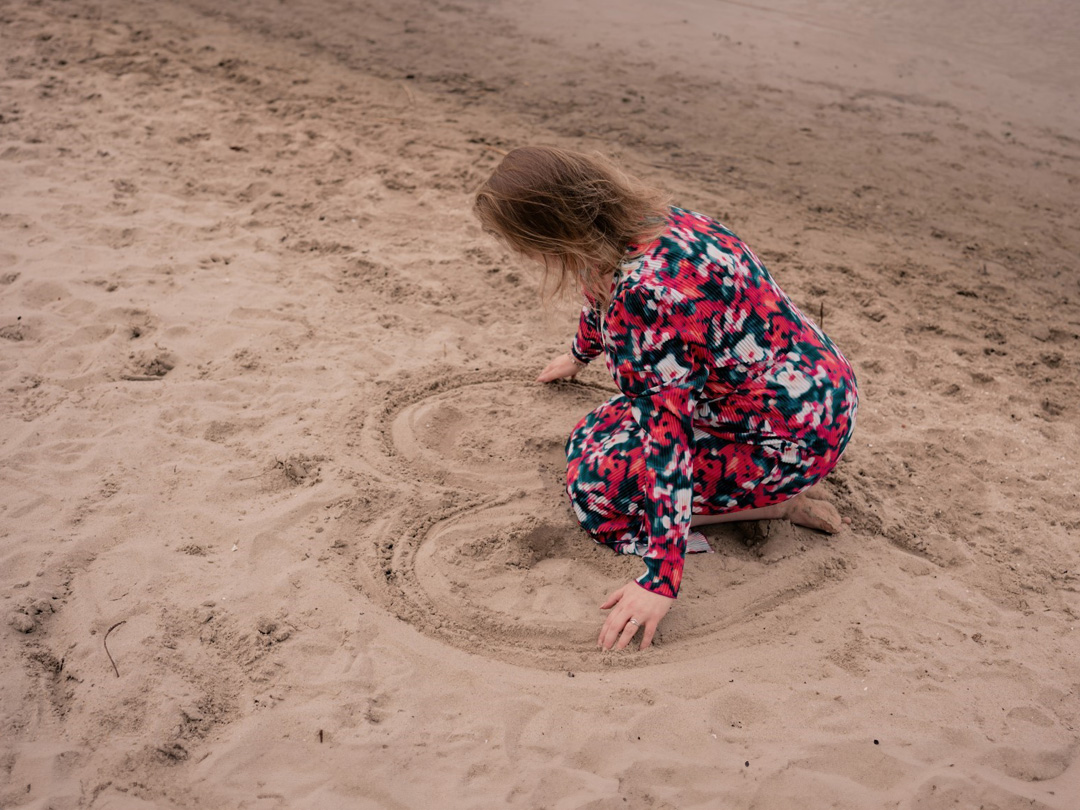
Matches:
[570,301,604,364]
[606,285,704,599]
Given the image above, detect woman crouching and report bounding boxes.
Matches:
[474,146,858,652]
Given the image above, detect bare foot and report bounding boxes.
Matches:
[781,494,843,533]
[801,484,829,501]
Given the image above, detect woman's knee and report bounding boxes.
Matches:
[564,395,640,522]
[565,451,589,509]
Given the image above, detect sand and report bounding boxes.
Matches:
[2,0,1079,807]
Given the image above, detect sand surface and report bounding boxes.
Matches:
[2,0,1079,807]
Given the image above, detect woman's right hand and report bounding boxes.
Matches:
[536,353,584,383]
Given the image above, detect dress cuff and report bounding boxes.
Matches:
[569,343,597,365]
[635,560,681,599]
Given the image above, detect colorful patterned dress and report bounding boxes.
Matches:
[565,207,858,599]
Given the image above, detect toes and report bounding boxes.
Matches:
[816,504,843,534]
[791,499,843,533]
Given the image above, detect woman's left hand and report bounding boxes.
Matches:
[598,581,673,651]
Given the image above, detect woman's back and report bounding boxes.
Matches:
[605,207,858,453]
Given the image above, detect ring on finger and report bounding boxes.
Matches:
[628,618,640,627]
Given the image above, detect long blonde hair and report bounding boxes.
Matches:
[473,146,670,307]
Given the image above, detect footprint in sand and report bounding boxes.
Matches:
[123,348,177,380]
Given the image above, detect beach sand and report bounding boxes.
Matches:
[2,0,1078,807]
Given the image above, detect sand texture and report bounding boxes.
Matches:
[2,0,1079,807]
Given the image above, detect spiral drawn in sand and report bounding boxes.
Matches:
[349,370,853,669]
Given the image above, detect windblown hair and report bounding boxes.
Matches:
[473,146,670,307]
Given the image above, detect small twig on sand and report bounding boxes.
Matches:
[819,301,825,330]
[120,374,163,382]
[104,620,126,678]
[239,456,285,482]
[479,144,508,157]
[400,82,415,106]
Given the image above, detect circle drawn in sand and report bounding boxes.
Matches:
[415,502,614,627]
[352,370,853,669]
[375,370,607,489]
[361,500,853,670]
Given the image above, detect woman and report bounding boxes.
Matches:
[474,146,858,653]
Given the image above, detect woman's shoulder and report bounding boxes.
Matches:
[631,207,742,269]
[658,207,768,289]
[620,208,739,289]
[610,207,764,327]
[663,207,745,251]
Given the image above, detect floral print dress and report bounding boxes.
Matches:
[565,207,858,599]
